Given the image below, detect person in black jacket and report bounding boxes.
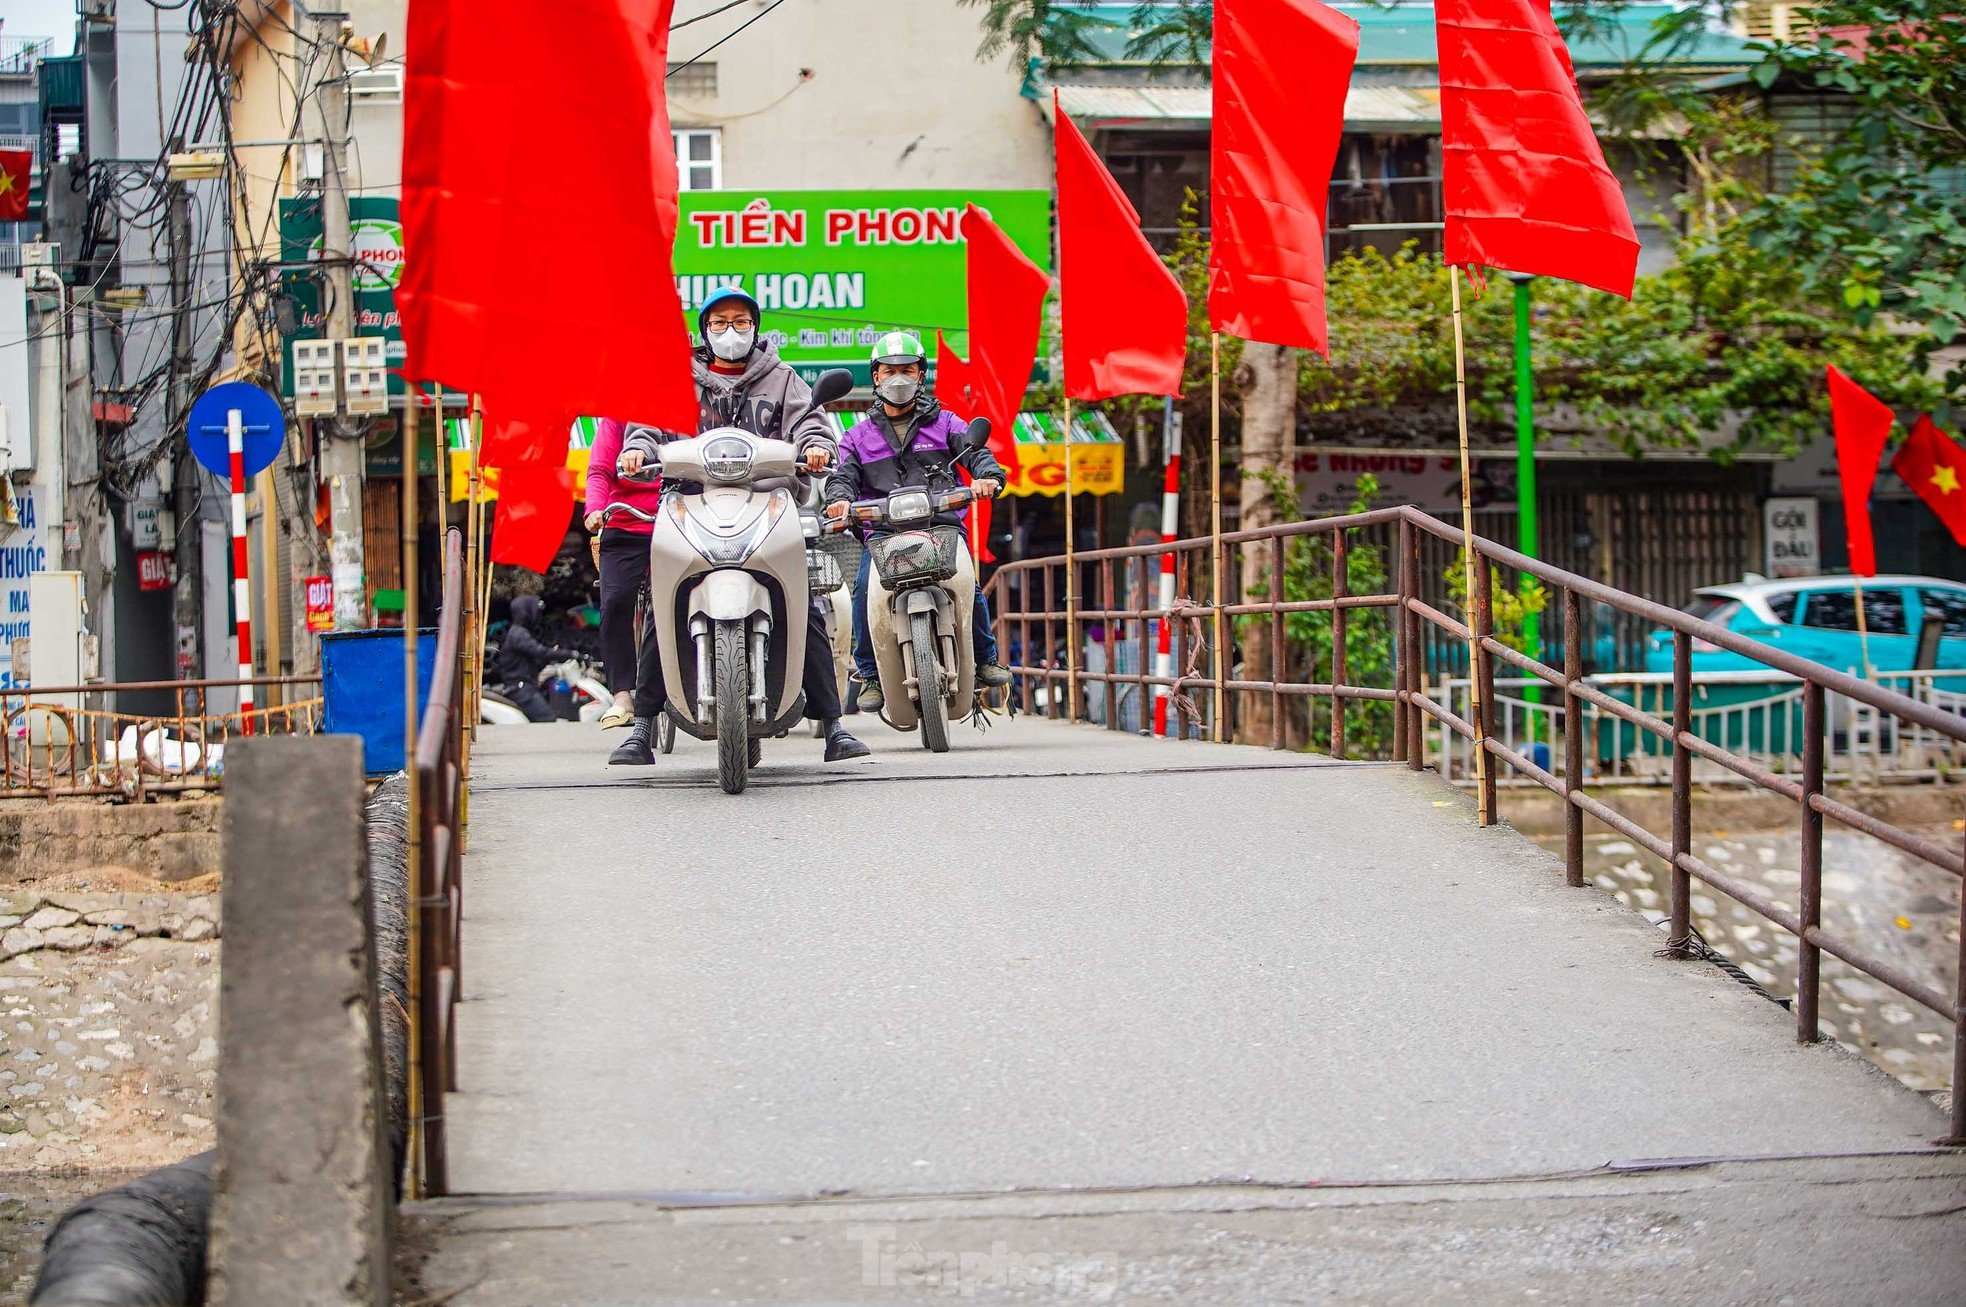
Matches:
[494,595,569,723]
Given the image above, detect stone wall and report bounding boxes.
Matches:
[0,800,223,887]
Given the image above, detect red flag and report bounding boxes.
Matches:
[489,465,578,573]
[480,413,570,471]
[0,150,29,222]
[961,205,1049,443]
[1892,415,1966,547]
[1208,0,1358,353]
[400,0,697,445]
[1827,365,1897,577]
[1437,0,1640,298]
[1055,95,1188,398]
[935,331,976,421]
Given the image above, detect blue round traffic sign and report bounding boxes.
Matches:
[188,382,286,480]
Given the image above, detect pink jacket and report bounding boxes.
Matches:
[584,417,662,535]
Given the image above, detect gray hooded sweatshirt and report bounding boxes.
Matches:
[620,339,836,460]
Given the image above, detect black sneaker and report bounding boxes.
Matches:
[976,662,1012,689]
[609,717,656,766]
[823,721,870,761]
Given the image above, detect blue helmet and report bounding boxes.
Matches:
[697,286,761,338]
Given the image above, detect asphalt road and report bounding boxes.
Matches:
[407,717,1965,1303]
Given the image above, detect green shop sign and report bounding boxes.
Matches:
[278,196,416,397]
[675,189,1052,387]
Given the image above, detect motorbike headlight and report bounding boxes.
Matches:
[887,489,933,524]
[703,435,754,485]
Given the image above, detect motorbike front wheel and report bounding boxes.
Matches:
[911,609,950,753]
[714,619,750,794]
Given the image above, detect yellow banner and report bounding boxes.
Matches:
[451,448,592,502]
[1004,442,1124,497]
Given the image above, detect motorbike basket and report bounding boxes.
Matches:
[871,526,961,587]
[806,547,846,595]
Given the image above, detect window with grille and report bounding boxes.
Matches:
[674,129,721,191]
[667,61,718,99]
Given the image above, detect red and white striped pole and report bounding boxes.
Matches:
[226,407,256,734]
[1152,409,1182,737]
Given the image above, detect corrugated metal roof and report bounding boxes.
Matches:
[1053,83,1439,131]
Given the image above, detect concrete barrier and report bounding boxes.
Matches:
[206,737,391,1306]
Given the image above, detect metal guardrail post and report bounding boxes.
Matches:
[1270,534,1285,751]
[1330,529,1349,759]
[1953,821,1966,1144]
[1562,588,1585,887]
[1473,552,1498,824]
[1798,682,1826,1044]
[1668,631,1694,955]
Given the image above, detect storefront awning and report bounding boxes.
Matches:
[1006,410,1126,498]
[1050,83,1441,133]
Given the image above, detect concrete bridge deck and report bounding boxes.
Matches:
[406,718,1964,1303]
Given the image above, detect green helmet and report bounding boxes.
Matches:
[870,330,926,366]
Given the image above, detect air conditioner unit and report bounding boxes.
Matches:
[21,242,60,293]
[341,337,390,416]
[348,66,404,102]
[293,339,339,417]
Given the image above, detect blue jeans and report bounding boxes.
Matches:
[853,545,999,681]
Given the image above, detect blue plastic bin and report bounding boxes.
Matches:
[320,629,439,775]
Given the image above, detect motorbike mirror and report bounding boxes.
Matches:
[809,368,853,408]
[967,417,992,445]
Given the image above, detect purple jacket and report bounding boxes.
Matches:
[825,395,1003,527]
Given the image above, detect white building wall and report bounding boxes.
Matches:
[670,0,1052,192]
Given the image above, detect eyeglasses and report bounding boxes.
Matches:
[706,315,754,331]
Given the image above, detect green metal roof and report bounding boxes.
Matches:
[1053,3,1755,71]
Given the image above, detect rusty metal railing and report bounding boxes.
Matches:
[0,676,323,799]
[411,528,470,1195]
[991,503,1965,1142]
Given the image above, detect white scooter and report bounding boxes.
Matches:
[608,370,853,793]
[834,433,991,754]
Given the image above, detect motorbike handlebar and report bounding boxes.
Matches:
[602,502,661,524]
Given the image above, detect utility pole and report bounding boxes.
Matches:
[313,9,366,631]
[167,159,202,680]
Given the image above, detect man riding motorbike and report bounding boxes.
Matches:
[496,595,574,723]
[611,286,870,764]
[823,331,1012,713]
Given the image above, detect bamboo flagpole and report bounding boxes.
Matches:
[1063,397,1080,721]
[401,384,424,1200]
[1450,267,1491,822]
[1853,579,1875,679]
[1210,331,1226,743]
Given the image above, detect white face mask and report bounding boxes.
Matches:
[876,374,920,406]
[708,327,755,361]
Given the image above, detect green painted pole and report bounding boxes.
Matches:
[1513,274,1541,713]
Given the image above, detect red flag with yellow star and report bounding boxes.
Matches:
[1893,414,1966,546]
[0,151,31,222]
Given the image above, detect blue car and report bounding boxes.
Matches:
[1641,575,1966,679]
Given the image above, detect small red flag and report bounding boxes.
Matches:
[489,465,578,574]
[480,413,570,471]
[1827,365,1897,577]
[400,0,697,445]
[1208,0,1358,353]
[1892,415,1966,547]
[960,205,1049,444]
[1056,94,1188,398]
[935,331,976,421]
[1437,0,1640,298]
[0,150,29,222]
